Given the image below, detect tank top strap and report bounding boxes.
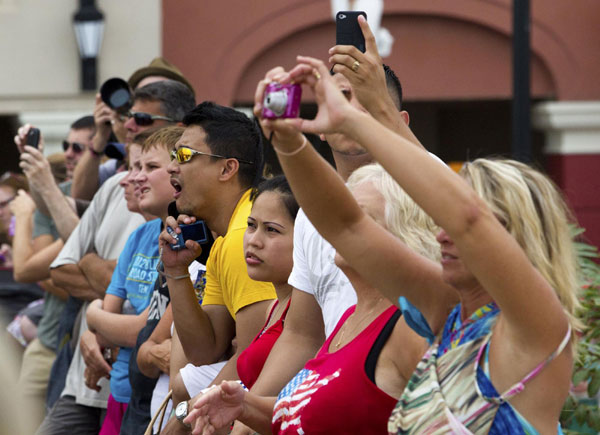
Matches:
[280,297,292,320]
[474,324,572,404]
[265,299,279,325]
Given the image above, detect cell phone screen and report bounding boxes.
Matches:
[336,11,367,53]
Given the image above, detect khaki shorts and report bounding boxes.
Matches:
[18,338,56,427]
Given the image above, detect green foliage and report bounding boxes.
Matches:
[561,226,600,434]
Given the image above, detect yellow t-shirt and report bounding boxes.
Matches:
[202,189,276,319]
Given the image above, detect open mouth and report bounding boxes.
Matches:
[170,178,182,193]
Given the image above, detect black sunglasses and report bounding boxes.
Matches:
[62,141,84,153]
[127,111,177,126]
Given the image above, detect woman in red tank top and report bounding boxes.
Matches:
[183,162,437,434]
[237,176,298,389]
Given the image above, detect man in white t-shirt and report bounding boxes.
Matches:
[244,50,423,405]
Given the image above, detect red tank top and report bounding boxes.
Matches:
[237,298,291,389]
[271,305,400,434]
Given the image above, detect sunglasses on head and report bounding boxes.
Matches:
[62,141,84,153]
[170,146,254,165]
[127,111,177,126]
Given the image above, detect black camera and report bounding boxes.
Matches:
[167,221,209,251]
[100,78,132,113]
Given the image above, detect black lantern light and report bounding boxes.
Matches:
[73,0,104,91]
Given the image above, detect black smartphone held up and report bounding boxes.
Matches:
[336,10,368,52]
[26,127,41,149]
[167,220,209,251]
[166,201,215,264]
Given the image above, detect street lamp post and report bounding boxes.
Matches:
[73,0,104,91]
[512,0,531,162]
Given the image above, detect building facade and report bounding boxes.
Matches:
[162,0,600,247]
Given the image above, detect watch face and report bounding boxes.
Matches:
[176,401,188,419]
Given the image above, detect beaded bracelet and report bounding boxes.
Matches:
[162,271,190,280]
[272,137,308,157]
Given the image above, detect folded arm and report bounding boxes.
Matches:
[87,296,150,348]
[78,252,116,296]
[50,263,100,301]
[138,304,174,378]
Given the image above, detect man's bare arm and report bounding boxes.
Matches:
[138,304,174,378]
[87,297,150,348]
[40,188,79,241]
[78,252,117,296]
[38,278,68,301]
[208,299,272,387]
[50,263,99,301]
[71,94,114,200]
[171,295,234,366]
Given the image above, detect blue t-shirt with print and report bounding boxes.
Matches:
[105,218,161,403]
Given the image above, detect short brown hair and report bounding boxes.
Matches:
[124,127,163,160]
[142,126,184,153]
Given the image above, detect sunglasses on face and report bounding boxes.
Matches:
[126,111,177,126]
[62,141,85,153]
[170,146,254,165]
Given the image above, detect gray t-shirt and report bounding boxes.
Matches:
[33,181,71,351]
[32,180,71,240]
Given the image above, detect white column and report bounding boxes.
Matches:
[533,101,600,155]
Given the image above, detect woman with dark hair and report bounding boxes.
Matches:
[184,162,437,434]
[237,175,299,390]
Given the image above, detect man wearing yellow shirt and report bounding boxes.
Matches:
[158,102,275,432]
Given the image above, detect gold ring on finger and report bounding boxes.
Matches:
[352,60,360,72]
[313,70,321,80]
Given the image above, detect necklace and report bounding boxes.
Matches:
[333,297,384,350]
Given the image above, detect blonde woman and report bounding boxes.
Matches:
[259,53,578,434]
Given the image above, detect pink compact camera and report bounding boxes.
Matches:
[262,83,302,119]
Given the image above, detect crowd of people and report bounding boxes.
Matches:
[1,14,581,435]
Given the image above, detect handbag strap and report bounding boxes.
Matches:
[145,389,173,435]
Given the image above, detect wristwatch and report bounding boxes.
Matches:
[175,400,192,429]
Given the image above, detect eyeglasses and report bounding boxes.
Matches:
[127,111,177,126]
[62,141,85,153]
[170,146,254,165]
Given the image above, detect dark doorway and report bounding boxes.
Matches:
[403,99,546,168]
[0,115,22,175]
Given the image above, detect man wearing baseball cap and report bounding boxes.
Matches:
[71,58,195,201]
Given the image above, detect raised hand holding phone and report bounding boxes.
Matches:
[329,14,395,117]
[26,127,41,149]
[14,123,45,154]
[335,11,368,53]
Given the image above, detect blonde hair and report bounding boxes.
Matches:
[460,158,581,334]
[347,163,439,262]
[143,126,185,152]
